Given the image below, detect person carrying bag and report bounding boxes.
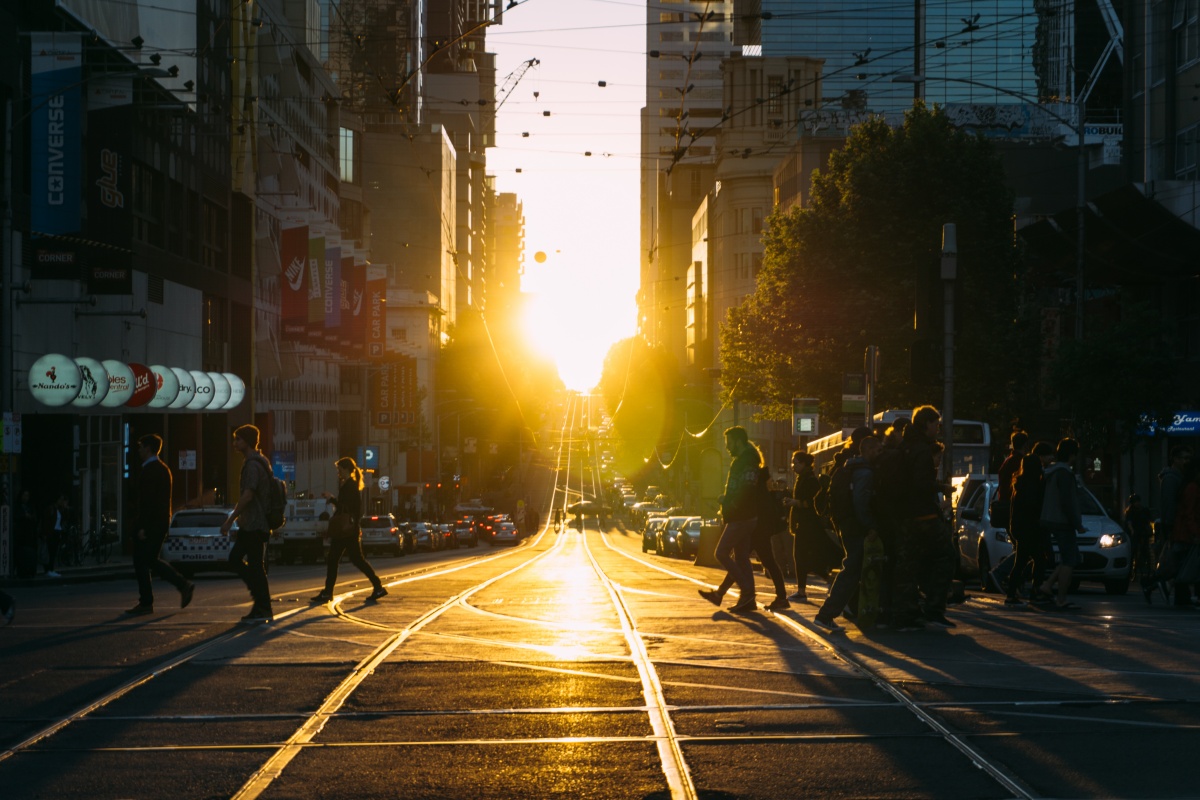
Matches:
[310,457,388,604]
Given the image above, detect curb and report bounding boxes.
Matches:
[0,563,134,588]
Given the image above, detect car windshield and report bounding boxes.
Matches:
[172,513,228,528]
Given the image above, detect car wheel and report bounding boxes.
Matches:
[642,540,649,553]
[1068,578,1081,593]
[977,543,995,592]
[1104,575,1131,595]
[177,565,194,579]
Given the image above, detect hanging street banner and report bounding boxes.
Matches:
[30,33,83,251]
[396,355,417,426]
[365,264,387,360]
[85,74,134,295]
[324,244,341,349]
[280,225,308,340]
[307,235,326,340]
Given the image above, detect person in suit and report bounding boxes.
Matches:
[126,434,194,614]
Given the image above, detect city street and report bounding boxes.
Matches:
[1,517,1198,799]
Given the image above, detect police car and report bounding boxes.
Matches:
[164,507,244,576]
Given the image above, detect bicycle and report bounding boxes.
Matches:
[59,520,116,566]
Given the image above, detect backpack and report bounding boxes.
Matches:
[828,463,858,534]
[252,455,288,530]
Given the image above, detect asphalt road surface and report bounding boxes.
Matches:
[2,415,1199,798]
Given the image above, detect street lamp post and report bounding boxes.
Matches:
[941,224,957,479]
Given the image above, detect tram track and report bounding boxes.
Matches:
[594,524,1042,798]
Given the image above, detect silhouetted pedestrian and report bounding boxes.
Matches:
[312,457,387,603]
[222,425,274,623]
[126,434,194,615]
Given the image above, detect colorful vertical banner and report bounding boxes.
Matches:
[30,32,83,240]
[307,235,326,339]
[365,264,387,360]
[339,256,356,355]
[280,225,309,340]
[85,75,133,295]
[324,244,341,348]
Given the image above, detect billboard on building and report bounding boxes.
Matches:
[86,75,134,295]
[324,244,341,348]
[280,225,309,340]
[30,33,83,244]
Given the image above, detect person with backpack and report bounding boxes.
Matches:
[1036,438,1086,611]
[813,431,882,633]
[892,405,957,630]
[221,424,276,623]
[871,422,909,627]
[311,456,388,604]
[698,426,765,614]
[705,465,791,611]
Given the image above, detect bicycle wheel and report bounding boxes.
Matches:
[95,535,112,564]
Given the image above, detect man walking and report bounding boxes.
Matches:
[1037,438,1086,611]
[814,433,883,633]
[699,426,765,614]
[126,434,194,615]
[42,493,69,577]
[221,425,274,623]
[893,405,957,629]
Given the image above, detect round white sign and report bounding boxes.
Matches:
[208,372,231,411]
[71,357,109,407]
[28,354,83,407]
[222,373,245,410]
[187,370,215,410]
[377,475,391,491]
[147,365,180,408]
[169,367,195,409]
[100,360,135,407]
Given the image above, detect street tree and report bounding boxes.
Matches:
[719,103,1038,429]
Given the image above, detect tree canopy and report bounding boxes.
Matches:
[719,103,1038,429]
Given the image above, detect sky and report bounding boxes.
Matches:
[485,0,646,392]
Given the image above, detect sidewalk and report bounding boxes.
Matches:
[1,554,133,588]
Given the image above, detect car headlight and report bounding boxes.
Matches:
[1098,532,1125,548]
[993,530,1010,543]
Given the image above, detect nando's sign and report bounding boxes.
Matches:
[27,354,245,412]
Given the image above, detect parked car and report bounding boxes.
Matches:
[955,474,1132,594]
[410,522,437,552]
[454,522,478,548]
[165,507,242,576]
[360,514,403,557]
[488,521,521,546]
[438,523,457,549]
[641,516,668,553]
[677,517,705,558]
[271,498,330,565]
[656,515,697,558]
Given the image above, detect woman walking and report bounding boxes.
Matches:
[1004,441,1054,604]
[311,457,388,603]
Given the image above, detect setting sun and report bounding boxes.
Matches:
[521,285,630,393]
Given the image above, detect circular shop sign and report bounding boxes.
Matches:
[126,363,157,408]
[169,367,195,409]
[28,354,82,407]
[71,357,109,407]
[187,370,215,410]
[208,372,231,411]
[100,360,136,407]
[222,373,245,410]
[147,365,180,409]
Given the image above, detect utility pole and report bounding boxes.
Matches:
[941,223,957,480]
[1075,97,1086,341]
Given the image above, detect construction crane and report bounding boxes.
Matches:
[494,57,540,113]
